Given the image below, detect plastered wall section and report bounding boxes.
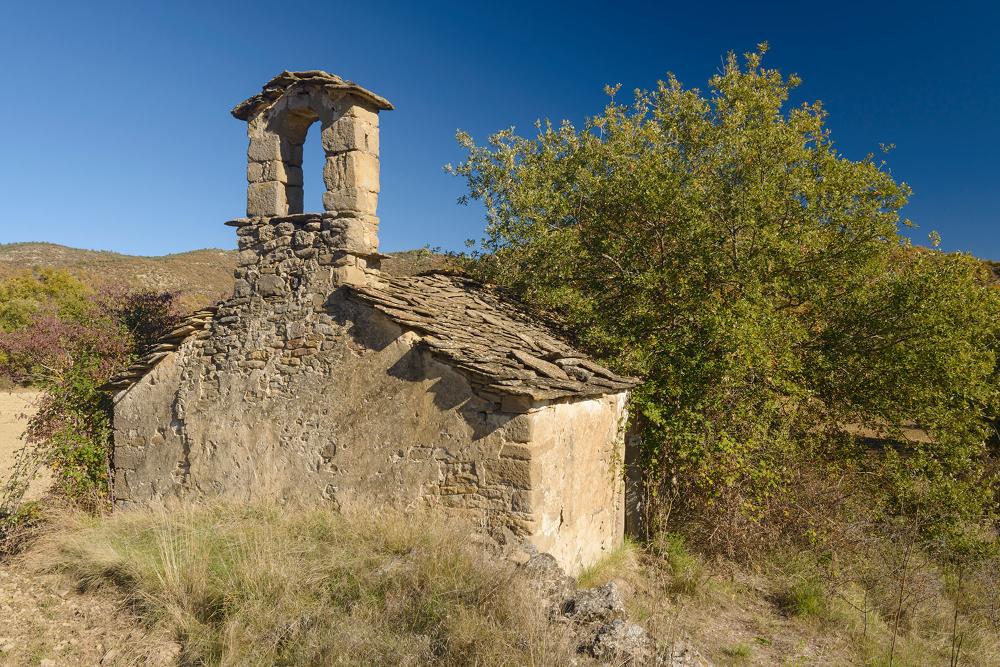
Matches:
[114,310,516,511]
[521,394,627,574]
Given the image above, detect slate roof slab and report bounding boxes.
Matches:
[348,273,637,402]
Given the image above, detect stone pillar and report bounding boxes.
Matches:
[235,72,391,285]
[245,117,307,218]
[320,103,381,260]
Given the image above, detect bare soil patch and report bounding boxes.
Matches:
[0,555,176,666]
[0,390,50,501]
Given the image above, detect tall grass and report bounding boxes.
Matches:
[36,503,577,666]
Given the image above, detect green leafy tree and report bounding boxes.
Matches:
[0,268,93,332]
[449,45,1000,553]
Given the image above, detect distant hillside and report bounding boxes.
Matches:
[0,243,452,311]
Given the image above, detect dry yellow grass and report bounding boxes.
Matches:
[33,502,578,667]
[571,533,1000,666]
[0,243,452,313]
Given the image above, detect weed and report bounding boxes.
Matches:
[576,537,639,588]
[720,642,752,663]
[649,531,706,597]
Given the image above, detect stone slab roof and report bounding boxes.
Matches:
[100,307,217,392]
[348,273,638,402]
[232,70,394,120]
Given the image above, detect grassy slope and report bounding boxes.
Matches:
[8,504,997,667]
[21,503,576,667]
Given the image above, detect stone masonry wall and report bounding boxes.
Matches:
[111,73,628,573]
[110,214,627,553]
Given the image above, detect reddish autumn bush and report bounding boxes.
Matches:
[0,276,181,512]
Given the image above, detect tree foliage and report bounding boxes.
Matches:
[449,45,1000,553]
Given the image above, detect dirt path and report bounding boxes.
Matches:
[0,556,178,666]
[0,390,50,500]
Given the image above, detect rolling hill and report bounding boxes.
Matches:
[0,243,451,311]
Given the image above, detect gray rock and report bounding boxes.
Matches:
[563,582,627,624]
[585,619,655,664]
[521,552,575,612]
[257,274,285,297]
[661,640,713,667]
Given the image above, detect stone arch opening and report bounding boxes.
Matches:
[301,118,326,214]
[252,93,324,216]
[244,83,382,220]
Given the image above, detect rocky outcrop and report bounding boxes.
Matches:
[519,551,713,666]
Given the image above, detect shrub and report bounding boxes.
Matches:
[449,44,1000,558]
[0,284,180,520]
[781,575,827,619]
[38,502,577,666]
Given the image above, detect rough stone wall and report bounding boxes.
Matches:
[112,213,627,570]
[111,72,628,574]
[114,215,621,569]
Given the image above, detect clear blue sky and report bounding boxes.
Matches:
[0,1,997,258]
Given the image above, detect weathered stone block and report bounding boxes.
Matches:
[323,151,379,194]
[343,102,380,125]
[503,414,535,443]
[247,181,287,217]
[483,457,533,489]
[257,274,286,297]
[331,264,366,285]
[247,135,297,162]
[251,160,302,186]
[293,231,315,248]
[113,446,143,469]
[322,188,378,215]
[286,186,303,213]
[237,250,258,267]
[322,116,378,155]
[284,164,303,187]
[499,443,531,460]
[323,216,378,255]
[233,279,252,298]
[511,489,534,513]
[113,467,130,493]
[247,161,266,183]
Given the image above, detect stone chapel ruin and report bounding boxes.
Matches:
[104,71,637,573]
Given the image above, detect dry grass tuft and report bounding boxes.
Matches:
[33,502,577,666]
